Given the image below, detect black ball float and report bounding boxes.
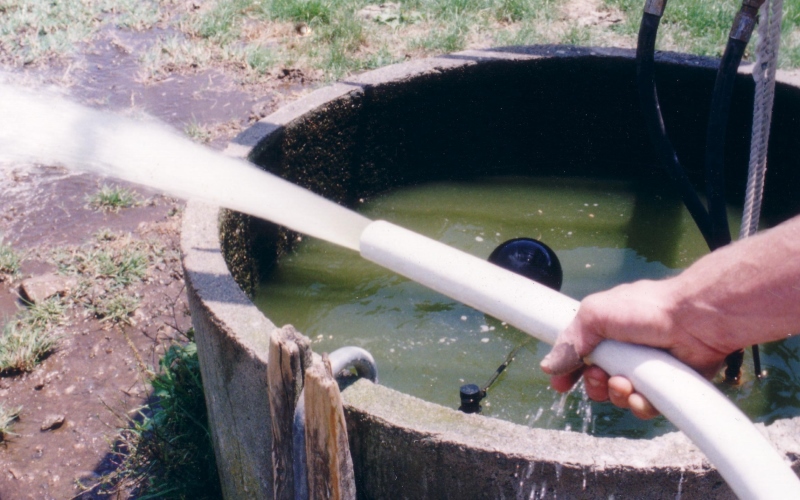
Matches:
[458,237,563,414]
[487,237,563,291]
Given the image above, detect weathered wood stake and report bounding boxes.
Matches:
[267,325,311,500]
[303,353,356,500]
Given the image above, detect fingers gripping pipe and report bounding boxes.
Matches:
[636,0,766,382]
[359,220,800,499]
[293,347,378,500]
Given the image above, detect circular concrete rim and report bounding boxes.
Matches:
[180,46,800,495]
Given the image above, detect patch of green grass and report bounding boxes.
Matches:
[112,0,163,31]
[0,404,21,442]
[138,34,210,78]
[362,45,403,70]
[0,299,63,374]
[168,0,633,81]
[604,0,800,67]
[0,0,95,64]
[89,335,222,498]
[494,21,546,46]
[780,36,800,67]
[411,22,469,54]
[185,119,214,143]
[605,0,739,56]
[86,185,140,212]
[72,245,148,287]
[270,0,333,24]
[494,0,536,24]
[24,296,68,330]
[0,322,56,373]
[192,0,264,43]
[561,24,592,46]
[0,243,22,279]
[139,32,278,82]
[89,293,141,324]
[776,14,800,69]
[313,16,368,76]
[53,231,155,325]
[245,44,278,74]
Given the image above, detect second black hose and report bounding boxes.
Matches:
[636,12,716,247]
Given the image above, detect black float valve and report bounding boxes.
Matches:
[458,238,563,414]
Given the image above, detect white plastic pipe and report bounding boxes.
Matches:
[360,220,800,499]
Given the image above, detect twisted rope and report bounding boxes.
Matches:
[740,0,783,238]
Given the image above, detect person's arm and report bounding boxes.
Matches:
[540,214,800,419]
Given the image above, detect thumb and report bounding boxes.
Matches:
[540,341,584,376]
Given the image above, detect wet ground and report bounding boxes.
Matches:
[0,23,310,500]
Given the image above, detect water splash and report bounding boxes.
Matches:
[578,384,594,434]
[527,407,544,426]
[0,83,371,251]
[551,392,569,419]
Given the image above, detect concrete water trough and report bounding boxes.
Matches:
[180,45,800,499]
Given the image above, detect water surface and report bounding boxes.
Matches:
[255,176,800,437]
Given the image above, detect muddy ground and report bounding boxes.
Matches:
[0,24,310,500]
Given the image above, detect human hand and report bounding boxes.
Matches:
[540,279,733,420]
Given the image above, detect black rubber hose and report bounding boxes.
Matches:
[637,11,760,379]
[704,38,746,251]
[636,12,716,247]
[704,37,759,378]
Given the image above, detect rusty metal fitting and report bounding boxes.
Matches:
[742,0,766,10]
[729,10,758,42]
[644,0,668,16]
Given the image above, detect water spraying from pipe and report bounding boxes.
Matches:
[0,84,371,251]
[1,82,798,497]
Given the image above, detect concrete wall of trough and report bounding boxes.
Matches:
[181,46,800,499]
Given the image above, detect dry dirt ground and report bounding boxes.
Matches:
[0,25,310,500]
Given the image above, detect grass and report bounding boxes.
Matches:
[0,243,22,280]
[0,0,165,65]
[112,0,164,31]
[606,0,739,56]
[24,296,68,329]
[0,297,65,374]
[0,404,22,442]
[86,334,222,498]
[0,0,102,65]
[4,0,799,82]
[86,185,140,212]
[185,119,214,143]
[90,294,142,324]
[131,0,636,81]
[54,231,155,325]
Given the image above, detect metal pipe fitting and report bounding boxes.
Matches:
[731,0,767,42]
[328,346,379,383]
[644,0,668,17]
[730,10,759,42]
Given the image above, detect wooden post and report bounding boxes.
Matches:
[303,353,356,500]
[267,325,312,500]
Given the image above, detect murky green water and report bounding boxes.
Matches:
[254,177,800,438]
